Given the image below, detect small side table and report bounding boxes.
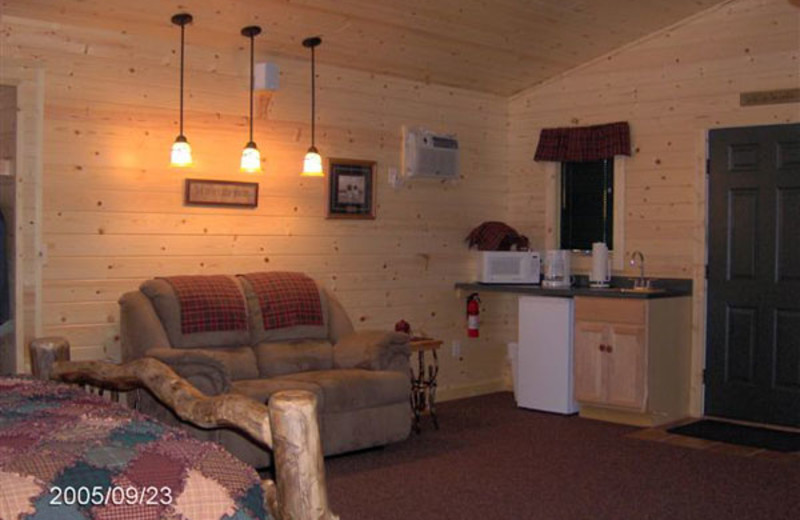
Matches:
[409,338,442,433]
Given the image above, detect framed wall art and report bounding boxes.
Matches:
[327,158,376,219]
[184,179,259,208]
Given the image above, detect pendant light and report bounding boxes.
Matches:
[240,25,262,173]
[170,13,193,168]
[301,37,323,177]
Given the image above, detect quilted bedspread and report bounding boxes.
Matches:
[0,377,272,520]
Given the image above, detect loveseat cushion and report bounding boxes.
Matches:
[140,277,250,349]
[240,272,330,343]
[272,369,409,413]
[253,339,334,377]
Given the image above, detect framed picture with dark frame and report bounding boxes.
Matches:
[184,179,259,208]
[327,158,376,219]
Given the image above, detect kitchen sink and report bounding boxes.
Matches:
[617,287,666,294]
[587,286,667,294]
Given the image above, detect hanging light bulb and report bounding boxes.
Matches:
[240,25,262,173]
[170,13,193,167]
[301,36,324,177]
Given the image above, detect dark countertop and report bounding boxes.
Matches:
[455,276,692,299]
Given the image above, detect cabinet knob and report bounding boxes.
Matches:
[606,345,613,353]
[598,344,606,352]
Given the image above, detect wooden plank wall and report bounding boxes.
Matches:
[508,0,800,414]
[0,4,514,398]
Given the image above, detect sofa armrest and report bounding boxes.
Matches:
[146,348,231,396]
[333,330,410,372]
[119,291,172,362]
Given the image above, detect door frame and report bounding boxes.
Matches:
[0,60,44,374]
[688,129,710,418]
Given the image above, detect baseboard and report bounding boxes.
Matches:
[437,378,510,402]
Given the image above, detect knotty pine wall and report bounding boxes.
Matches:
[508,0,800,414]
[0,8,514,398]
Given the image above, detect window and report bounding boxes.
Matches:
[560,159,613,251]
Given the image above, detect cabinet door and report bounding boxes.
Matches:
[573,321,606,404]
[605,325,647,411]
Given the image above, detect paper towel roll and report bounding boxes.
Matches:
[590,242,611,287]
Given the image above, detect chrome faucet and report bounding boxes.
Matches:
[630,250,649,288]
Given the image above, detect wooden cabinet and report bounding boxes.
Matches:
[573,296,691,426]
[575,321,647,410]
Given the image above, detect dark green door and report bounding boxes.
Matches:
[706,123,800,427]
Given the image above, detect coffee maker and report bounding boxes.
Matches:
[542,250,571,288]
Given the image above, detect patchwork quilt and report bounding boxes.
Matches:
[0,378,272,520]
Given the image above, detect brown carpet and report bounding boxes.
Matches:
[323,392,800,520]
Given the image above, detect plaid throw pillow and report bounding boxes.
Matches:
[240,272,323,330]
[161,275,248,334]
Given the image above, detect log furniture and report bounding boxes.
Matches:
[29,335,70,380]
[0,349,338,520]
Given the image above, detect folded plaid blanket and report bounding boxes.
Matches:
[161,275,248,335]
[240,272,323,330]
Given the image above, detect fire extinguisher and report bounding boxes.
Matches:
[467,293,481,338]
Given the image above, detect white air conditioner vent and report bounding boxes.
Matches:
[402,126,459,179]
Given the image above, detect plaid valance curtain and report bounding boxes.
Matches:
[534,121,631,162]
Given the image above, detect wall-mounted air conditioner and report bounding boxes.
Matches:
[401,126,459,179]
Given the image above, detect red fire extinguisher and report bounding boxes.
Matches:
[467,293,481,338]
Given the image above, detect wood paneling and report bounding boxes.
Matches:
[2,0,730,96]
[508,0,800,415]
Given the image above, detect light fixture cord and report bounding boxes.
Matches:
[311,44,316,148]
[179,22,185,136]
[249,33,254,143]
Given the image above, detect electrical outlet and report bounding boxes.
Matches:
[0,159,12,176]
[388,167,403,189]
[451,340,461,358]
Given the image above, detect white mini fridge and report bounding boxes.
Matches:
[516,296,579,414]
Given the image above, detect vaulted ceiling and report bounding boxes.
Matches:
[5,0,734,95]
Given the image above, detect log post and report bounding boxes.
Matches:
[30,336,71,380]
[268,390,338,520]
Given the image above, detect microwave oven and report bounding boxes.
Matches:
[478,251,541,284]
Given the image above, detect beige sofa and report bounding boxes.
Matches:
[119,272,411,468]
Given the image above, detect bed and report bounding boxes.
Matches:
[0,357,338,520]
